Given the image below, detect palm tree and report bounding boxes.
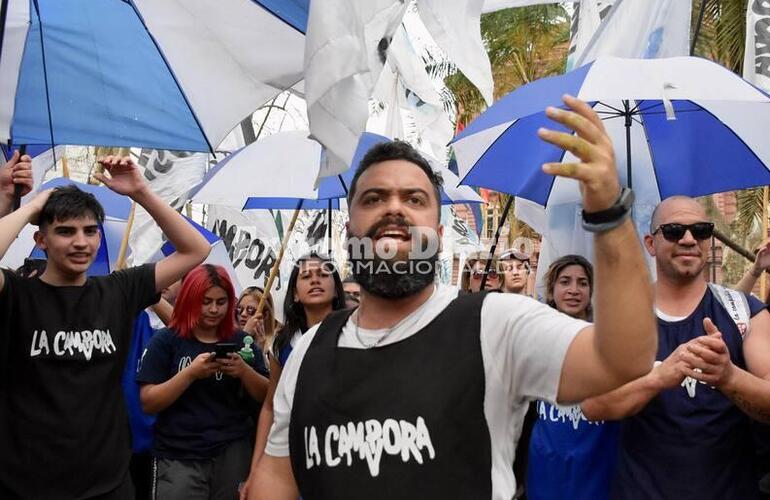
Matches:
[442,5,570,125]
[437,5,569,248]
[692,0,764,282]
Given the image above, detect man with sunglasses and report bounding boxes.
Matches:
[583,195,770,499]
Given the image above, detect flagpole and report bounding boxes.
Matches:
[480,196,513,290]
[61,155,70,178]
[115,202,137,270]
[690,0,709,56]
[257,205,301,315]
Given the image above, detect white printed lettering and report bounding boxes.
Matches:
[305,417,436,477]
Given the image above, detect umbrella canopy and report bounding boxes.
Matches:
[0,0,306,151]
[1,178,131,275]
[453,56,770,212]
[191,131,483,210]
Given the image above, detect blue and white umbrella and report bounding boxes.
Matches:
[453,56,770,218]
[1,177,131,275]
[191,131,483,210]
[0,0,307,151]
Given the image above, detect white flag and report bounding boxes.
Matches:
[566,0,602,71]
[417,0,494,106]
[128,150,207,265]
[371,26,455,153]
[576,0,691,67]
[744,0,770,92]
[206,205,289,321]
[305,0,409,179]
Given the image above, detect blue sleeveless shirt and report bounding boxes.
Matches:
[527,401,619,500]
[612,288,766,499]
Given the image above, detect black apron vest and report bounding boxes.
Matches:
[289,292,493,500]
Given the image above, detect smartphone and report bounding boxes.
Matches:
[214,342,239,359]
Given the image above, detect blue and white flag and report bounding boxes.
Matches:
[575,0,691,67]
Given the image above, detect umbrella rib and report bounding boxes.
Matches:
[595,101,625,114]
[636,102,665,114]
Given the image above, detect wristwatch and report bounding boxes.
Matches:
[581,187,635,233]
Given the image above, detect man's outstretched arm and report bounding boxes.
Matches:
[95,156,210,291]
[538,96,657,404]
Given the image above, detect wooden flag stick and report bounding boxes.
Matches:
[115,202,137,271]
[61,155,70,178]
[257,206,301,315]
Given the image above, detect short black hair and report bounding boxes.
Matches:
[347,140,443,218]
[38,185,105,230]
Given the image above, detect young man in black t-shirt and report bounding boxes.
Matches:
[0,156,211,499]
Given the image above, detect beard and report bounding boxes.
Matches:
[347,215,439,299]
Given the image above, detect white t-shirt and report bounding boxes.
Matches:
[266,285,589,500]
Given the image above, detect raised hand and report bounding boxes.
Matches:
[94,156,148,198]
[1,150,34,212]
[243,313,266,348]
[752,240,770,275]
[537,94,621,213]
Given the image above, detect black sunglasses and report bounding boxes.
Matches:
[472,270,499,279]
[653,222,714,242]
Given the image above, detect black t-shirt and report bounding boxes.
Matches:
[136,328,268,459]
[0,264,158,500]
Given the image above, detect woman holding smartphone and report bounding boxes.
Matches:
[137,264,269,500]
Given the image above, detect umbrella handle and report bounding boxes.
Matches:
[257,207,301,315]
[12,145,27,211]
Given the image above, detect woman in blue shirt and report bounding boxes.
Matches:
[527,255,619,500]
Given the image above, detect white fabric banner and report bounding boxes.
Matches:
[566,0,602,71]
[206,206,348,323]
[744,0,770,92]
[575,0,691,67]
[417,0,494,106]
[206,205,288,321]
[305,0,408,178]
[128,150,207,265]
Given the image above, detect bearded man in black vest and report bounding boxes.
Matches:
[249,96,657,500]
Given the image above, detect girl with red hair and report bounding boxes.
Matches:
[137,264,269,499]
